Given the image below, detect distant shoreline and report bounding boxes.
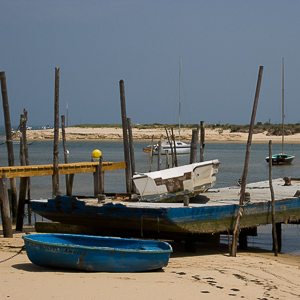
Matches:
[18,127,300,144]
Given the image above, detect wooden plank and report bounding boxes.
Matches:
[0,161,126,178]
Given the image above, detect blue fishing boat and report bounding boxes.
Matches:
[22,234,172,272]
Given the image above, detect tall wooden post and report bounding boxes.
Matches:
[0,175,13,237]
[61,115,69,193]
[269,140,278,256]
[157,135,163,171]
[200,121,205,162]
[52,67,60,197]
[230,66,264,257]
[127,118,136,193]
[16,113,28,231]
[171,128,178,167]
[0,71,18,221]
[119,80,131,193]
[190,129,198,163]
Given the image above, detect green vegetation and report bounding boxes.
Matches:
[72,123,300,136]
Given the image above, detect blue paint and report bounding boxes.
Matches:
[23,234,172,272]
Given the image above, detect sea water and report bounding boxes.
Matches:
[0,126,299,255]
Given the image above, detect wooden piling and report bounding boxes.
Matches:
[0,71,18,221]
[149,135,154,172]
[230,66,264,257]
[16,113,28,231]
[269,140,278,256]
[0,175,13,237]
[61,115,69,194]
[190,129,198,163]
[127,118,136,193]
[157,135,163,171]
[200,121,205,162]
[52,67,60,197]
[164,127,174,167]
[171,128,178,167]
[119,80,131,193]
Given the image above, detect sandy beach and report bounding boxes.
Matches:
[22,127,300,143]
[0,226,299,300]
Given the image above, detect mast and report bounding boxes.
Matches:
[179,56,182,141]
[282,57,284,154]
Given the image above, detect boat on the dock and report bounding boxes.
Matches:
[132,160,220,202]
[30,178,300,240]
[23,233,172,272]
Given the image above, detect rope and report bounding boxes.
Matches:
[0,246,26,263]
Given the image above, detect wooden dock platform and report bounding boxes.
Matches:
[32,178,300,243]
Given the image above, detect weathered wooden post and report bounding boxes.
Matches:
[230,66,263,257]
[22,109,31,224]
[269,140,278,256]
[190,129,198,163]
[149,135,154,172]
[94,157,103,196]
[165,127,174,167]
[16,112,28,231]
[0,71,18,221]
[200,121,205,162]
[165,150,170,169]
[0,175,13,237]
[127,118,136,193]
[119,80,131,193]
[157,135,163,171]
[52,67,60,197]
[61,115,69,193]
[171,128,178,167]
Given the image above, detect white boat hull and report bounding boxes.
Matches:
[132,159,220,202]
[147,140,190,155]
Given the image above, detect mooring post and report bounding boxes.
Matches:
[157,135,163,171]
[127,118,136,193]
[269,140,278,256]
[61,115,69,194]
[16,113,28,231]
[171,128,178,167]
[0,175,13,237]
[231,66,264,257]
[190,129,198,163]
[0,71,18,222]
[23,109,31,225]
[52,67,60,197]
[149,135,154,172]
[200,121,205,162]
[119,80,131,193]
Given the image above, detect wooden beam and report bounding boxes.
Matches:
[0,161,126,178]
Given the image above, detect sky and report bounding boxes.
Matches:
[1,1,300,127]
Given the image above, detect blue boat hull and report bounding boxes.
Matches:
[23,234,172,272]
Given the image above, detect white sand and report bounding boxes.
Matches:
[23,127,300,143]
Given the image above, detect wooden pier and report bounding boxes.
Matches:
[0,161,126,178]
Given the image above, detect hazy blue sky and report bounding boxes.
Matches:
[1,1,300,127]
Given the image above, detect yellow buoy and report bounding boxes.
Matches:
[92,149,102,159]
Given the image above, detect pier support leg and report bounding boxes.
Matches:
[238,229,248,250]
[273,223,282,253]
[185,239,197,252]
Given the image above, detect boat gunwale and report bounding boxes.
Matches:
[22,234,173,254]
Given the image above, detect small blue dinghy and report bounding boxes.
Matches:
[22,234,172,272]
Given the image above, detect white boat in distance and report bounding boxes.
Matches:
[132,159,220,202]
[144,140,191,155]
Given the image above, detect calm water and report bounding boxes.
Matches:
[0,126,299,255]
